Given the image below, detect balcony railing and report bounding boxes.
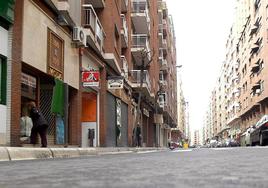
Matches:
[131,0,150,23]
[130,70,151,92]
[132,34,150,50]
[163,39,167,49]
[121,14,128,48]
[83,4,105,51]
[84,0,105,8]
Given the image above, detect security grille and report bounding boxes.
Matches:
[40,87,55,141]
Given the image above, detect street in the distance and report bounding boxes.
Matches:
[1,147,268,188]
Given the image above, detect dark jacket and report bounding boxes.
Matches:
[30,107,48,129]
[136,126,141,137]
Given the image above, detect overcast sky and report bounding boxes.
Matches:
[166,0,236,132]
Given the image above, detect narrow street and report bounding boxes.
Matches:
[1,147,268,188]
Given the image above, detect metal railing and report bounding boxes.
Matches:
[132,34,149,49]
[120,14,128,44]
[83,4,105,50]
[131,0,150,22]
[130,70,151,92]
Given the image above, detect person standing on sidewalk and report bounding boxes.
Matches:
[28,101,48,147]
[136,123,142,147]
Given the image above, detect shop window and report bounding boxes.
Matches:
[0,56,7,105]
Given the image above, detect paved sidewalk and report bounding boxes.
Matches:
[0,147,168,162]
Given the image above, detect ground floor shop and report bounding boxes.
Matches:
[19,64,81,146]
[0,24,10,145]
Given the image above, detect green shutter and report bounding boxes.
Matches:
[0,57,7,105]
[51,78,65,117]
[0,0,15,24]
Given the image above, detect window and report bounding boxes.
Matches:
[0,56,7,105]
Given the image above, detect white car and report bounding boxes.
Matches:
[210,139,218,148]
[243,126,255,146]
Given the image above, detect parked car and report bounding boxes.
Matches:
[228,139,240,147]
[250,115,268,146]
[243,126,255,146]
[209,139,218,148]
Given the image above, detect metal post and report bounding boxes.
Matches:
[64,83,69,145]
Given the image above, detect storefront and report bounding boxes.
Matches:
[16,0,80,146]
[81,52,101,147]
[0,0,15,145]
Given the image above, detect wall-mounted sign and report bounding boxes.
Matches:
[47,29,64,80]
[143,108,150,118]
[107,78,124,89]
[82,71,100,87]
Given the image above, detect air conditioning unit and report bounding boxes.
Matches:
[73,27,87,47]
[256,89,261,94]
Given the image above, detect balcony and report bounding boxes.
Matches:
[131,0,150,34]
[160,58,168,72]
[159,79,167,91]
[163,19,167,36]
[158,31,163,48]
[121,14,128,48]
[129,70,152,97]
[131,34,151,66]
[121,56,128,79]
[82,4,105,55]
[162,39,167,55]
[162,1,167,18]
[83,0,105,8]
[121,0,128,13]
[159,49,163,60]
[57,0,70,11]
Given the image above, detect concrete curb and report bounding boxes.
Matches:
[0,147,10,161]
[0,147,167,162]
[6,147,53,161]
[50,148,80,159]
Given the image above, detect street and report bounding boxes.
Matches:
[0,147,268,188]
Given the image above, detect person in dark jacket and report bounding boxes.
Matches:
[28,101,48,147]
[136,123,142,147]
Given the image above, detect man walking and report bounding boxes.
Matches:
[136,123,142,147]
[28,101,48,147]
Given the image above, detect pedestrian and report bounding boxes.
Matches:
[28,101,48,147]
[136,123,142,147]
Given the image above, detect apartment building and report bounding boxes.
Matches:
[174,74,185,140]
[1,0,178,147]
[205,0,268,141]
[193,130,200,146]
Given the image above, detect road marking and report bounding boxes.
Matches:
[211,148,234,151]
[100,151,134,155]
[171,149,193,152]
[137,150,158,154]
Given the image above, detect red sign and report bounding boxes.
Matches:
[82,71,100,87]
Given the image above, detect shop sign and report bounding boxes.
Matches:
[82,71,100,87]
[21,73,37,88]
[107,77,124,89]
[47,29,64,80]
[143,108,149,117]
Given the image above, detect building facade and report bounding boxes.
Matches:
[205,0,268,142]
[1,0,178,148]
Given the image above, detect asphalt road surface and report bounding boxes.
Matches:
[1,147,268,188]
